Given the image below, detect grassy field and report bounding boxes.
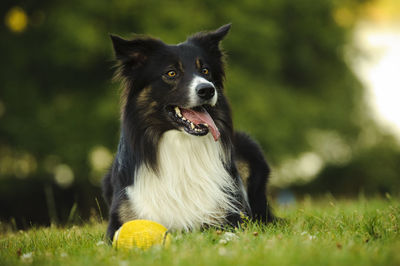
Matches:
[1,196,399,266]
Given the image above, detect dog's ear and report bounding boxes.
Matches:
[188,24,232,55]
[110,34,163,66]
[208,24,232,42]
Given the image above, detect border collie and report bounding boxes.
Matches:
[103,24,275,240]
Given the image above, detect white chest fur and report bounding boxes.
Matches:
[125,130,239,231]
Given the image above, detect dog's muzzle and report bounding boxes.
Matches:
[189,76,218,107]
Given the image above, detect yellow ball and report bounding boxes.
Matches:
[112,220,171,250]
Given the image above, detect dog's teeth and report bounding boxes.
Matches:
[190,122,195,130]
[174,106,182,117]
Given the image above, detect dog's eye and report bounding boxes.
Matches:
[201,68,209,75]
[167,70,177,78]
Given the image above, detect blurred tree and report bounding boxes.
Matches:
[0,0,398,227]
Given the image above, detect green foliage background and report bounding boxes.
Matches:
[1,0,399,226]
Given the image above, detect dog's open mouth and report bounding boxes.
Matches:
[167,106,220,141]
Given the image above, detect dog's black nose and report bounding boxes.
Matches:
[196,83,215,100]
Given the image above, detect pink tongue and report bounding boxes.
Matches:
[181,108,220,141]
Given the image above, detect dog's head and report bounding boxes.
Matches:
[111,24,231,142]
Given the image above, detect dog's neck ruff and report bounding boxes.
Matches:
[126,130,239,231]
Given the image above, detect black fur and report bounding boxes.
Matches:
[103,24,274,240]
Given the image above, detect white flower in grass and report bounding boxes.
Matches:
[219,239,228,245]
[96,241,105,246]
[21,252,33,263]
[218,232,238,245]
[223,232,238,241]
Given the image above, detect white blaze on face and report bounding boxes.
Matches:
[188,75,217,106]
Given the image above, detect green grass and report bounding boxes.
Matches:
[1,196,399,266]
